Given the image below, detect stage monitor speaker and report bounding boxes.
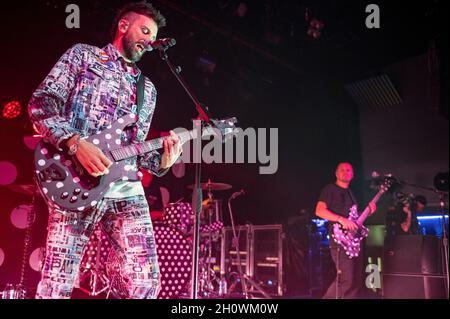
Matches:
[383,235,443,275]
[382,235,447,299]
[382,273,447,299]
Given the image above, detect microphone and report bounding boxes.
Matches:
[371,171,380,179]
[372,171,394,179]
[230,189,245,200]
[145,38,176,52]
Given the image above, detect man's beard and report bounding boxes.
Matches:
[122,34,144,62]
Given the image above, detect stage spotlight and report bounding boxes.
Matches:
[236,2,247,18]
[310,19,325,31]
[196,52,217,87]
[2,101,21,119]
[304,8,325,40]
[196,52,217,75]
[307,28,321,40]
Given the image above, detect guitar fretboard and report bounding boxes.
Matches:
[110,130,194,161]
[356,189,385,226]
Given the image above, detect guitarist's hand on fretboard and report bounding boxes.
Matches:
[73,139,113,177]
[160,130,182,169]
[368,202,377,216]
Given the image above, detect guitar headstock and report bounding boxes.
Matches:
[204,117,239,143]
[379,174,398,194]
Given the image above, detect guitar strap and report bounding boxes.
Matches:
[136,73,145,115]
[347,188,358,209]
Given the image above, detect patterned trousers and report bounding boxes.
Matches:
[36,195,160,299]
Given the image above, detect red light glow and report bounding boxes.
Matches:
[2,101,21,119]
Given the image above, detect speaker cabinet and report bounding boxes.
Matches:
[382,235,448,299]
[383,235,443,274]
[382,274,447,299]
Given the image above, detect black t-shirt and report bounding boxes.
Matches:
[318,183,357,218]
[318,183,358,238]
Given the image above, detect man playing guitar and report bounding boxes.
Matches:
[315,162,377,299]
[28,1,181,299]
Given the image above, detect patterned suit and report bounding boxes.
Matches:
[28,43,166,299]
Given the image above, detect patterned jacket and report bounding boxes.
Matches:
[28,43,166,179]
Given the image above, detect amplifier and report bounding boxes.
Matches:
[250,225,283,297]
[220,224,284,297]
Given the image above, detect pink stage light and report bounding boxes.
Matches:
[2,101,21,119]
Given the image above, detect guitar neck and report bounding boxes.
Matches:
[356,190,384,226]
[110,130,194,161]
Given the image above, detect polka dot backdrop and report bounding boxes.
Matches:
[10,205,34,229]
[23,136,40,151]
[0,190,49,296]
[0,127,51,294]
[172,161,186,179]
[154,224,192,299]
[0,161,18,185]
[29,248,45,272]
[0,248,5,267]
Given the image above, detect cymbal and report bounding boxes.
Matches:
[7,184,36,196]
[187,182,232,191]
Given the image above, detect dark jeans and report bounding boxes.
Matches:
[323,240,363,299]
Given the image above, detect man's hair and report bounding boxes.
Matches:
[336,162,352,171]
[111,1,167,39]
[413,195,427,206]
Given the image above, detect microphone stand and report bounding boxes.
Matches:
[157,48,215,300]
[436,190,449,298]
[227,195,248,298]
[227,195,272,299]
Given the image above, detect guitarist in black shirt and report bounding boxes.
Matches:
[315,163,377,299]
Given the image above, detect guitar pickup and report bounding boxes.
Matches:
[40,164,66,182]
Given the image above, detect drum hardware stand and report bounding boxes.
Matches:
[198,189,221,298]
[2,186,39,299]
[227,194,272,299]
[205,188,217,295]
